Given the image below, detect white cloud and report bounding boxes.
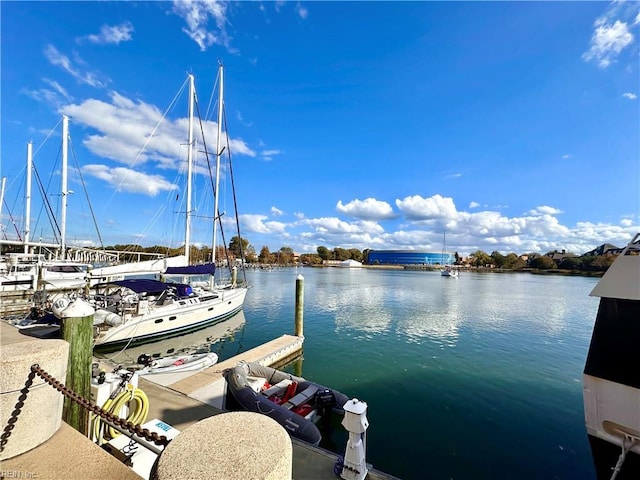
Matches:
[527,206,563,216]
[395,194,457,221]
[583,19,634,68]
[81,165,177,196]
[469,201,480,209]
[296,3,309,19]
[336,198,396,221]
[623,92,638,100]
[61,90,255,173]
[42,79,72,102]
[239,214,287,234]
[261,149,281,161]
[302,217,384,235]
[561,154,571,159]
[43,44,106,88]
[84,22,134,45]
[296,217,385,250]
[172,0,230,51]
[247,197,638,256]
[271,206,283,216]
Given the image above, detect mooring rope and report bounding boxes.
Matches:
[30,364,168,447]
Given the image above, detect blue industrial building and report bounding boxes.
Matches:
[366,250,455,265]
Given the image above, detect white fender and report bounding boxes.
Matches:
[51,296,71,318]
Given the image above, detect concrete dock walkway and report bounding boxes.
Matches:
[1,321,400,479]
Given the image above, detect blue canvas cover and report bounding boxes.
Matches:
[96,279,170,294]
[164,263,216,275]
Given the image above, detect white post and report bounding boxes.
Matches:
[24,142,33,252]
[340,398,369,480]
[60,115,69,260]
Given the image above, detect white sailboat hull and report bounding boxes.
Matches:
[94,287,247,349]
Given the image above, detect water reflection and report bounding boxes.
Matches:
[314,269,464,346]
[95,310,247,367]
[328,284,394,336]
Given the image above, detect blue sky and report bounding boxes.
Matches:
[1,1,639,257]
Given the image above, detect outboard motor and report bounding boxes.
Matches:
[316,388,336,429]
[137,354,153,366]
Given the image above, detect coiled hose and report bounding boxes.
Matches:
[92,386,149,445]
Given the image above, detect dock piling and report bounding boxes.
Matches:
[60,298,95,435]
[295,274,304,337]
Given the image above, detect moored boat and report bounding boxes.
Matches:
[440,265,459,277]
[223,361,350,446]
[583,232,640,479]
[136,352,218,375]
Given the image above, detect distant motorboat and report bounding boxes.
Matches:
[224,361,350,446]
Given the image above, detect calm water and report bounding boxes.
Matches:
[121,267,602,479]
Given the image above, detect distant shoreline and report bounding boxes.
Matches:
[353,264,606,277]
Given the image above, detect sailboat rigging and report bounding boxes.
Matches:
[18,65,249,350]
[88,65,248,349]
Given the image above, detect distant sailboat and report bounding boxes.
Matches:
[440,232,458,277]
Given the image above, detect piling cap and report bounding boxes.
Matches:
[343,398,368,415]
[59,298,95,318]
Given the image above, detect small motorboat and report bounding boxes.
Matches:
[223,361,350,446]
[136,352,218,375]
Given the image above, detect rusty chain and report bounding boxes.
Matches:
[30,364,170,447]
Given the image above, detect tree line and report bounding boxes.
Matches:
[91,237,616,272]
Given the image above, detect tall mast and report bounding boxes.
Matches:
[24,142,33,252]
[185,74,195,265]
[60,115,69,260]
[212,64,224,264]
[0,177,6,241]
[442,231,446,264]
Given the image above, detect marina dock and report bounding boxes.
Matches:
[1,322,399,480]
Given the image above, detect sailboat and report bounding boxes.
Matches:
[440,232,458,277]
[0,118,90,297]
[53,66,248,351]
